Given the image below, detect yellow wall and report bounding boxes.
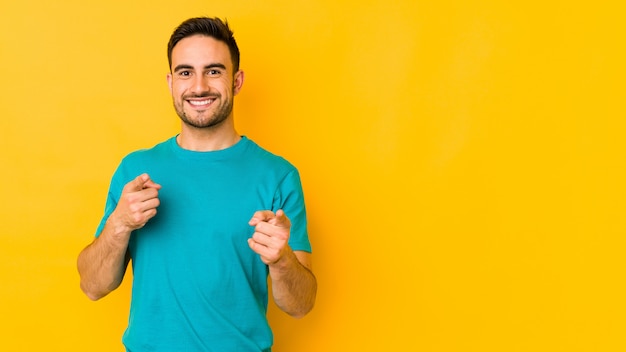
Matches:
[1,1,625,351]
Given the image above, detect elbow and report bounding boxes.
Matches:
[80,281,107,301]
[85,292,104,301]
[276,290,316,319]
[84,291,105,301]
[77,267,106,301]
[79,274,116,301]
[290,308,312,320]
[289,299,316,319]
[77,260,119,301]
[77,255,103,301]
[289,286,317,319]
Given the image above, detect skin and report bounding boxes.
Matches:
[77,34,316,319]
[167,35,243,151]
[77,173,161,300]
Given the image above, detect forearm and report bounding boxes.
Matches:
[269,249,317,318]
[77,215,131,300]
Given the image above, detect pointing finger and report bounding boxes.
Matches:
[269,209,291,228]
[123,174,161,194]
[124,174,150,193]
[248,210,275,226]
[144,179,162,190]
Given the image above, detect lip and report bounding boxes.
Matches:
[185,97,215,109]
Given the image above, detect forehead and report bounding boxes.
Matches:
[170,34,232,69]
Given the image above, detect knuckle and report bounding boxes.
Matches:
[132,214,144,224]
[129,203,141,213]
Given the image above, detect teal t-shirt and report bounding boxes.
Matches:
[95,136,311,351]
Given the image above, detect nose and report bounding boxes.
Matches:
[190,74,210,95]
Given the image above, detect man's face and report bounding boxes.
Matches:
[167,35,243,129]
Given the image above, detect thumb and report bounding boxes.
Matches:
[248,210,275,226]
[144,178,162,190]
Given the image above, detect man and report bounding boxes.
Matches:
[77,17,316,351]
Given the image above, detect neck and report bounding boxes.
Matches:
[177,122,241,152]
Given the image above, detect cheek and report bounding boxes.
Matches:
[170,83,186,97]
[218,78,234,92]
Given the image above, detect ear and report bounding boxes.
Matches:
[233,70,245,95]
[166,73,173,94]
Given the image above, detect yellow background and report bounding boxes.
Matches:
[1,1,625,351]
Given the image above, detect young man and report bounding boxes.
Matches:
[77,17,316,351]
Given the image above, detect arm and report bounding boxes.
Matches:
[269,249,317,319]
[77,174,161,301]
[248,210,317,318]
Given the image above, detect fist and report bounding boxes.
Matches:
[248,209,291,265]
[115,173,161,230]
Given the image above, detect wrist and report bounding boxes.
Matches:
[268,246,296,270]
[104,212,133,243]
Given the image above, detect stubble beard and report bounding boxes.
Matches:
[174,92,234,130]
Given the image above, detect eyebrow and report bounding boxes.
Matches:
[173,63,227,72]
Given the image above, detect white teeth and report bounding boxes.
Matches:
[189,99,212,106]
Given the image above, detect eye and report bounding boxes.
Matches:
[178,70,191,77]
[207,69,222,76]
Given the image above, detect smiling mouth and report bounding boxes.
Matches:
[187,98,215,108]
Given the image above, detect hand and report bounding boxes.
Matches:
[248,209,291,265]
[113,173,161,231]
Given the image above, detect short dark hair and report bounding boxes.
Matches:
[167,17,240,73]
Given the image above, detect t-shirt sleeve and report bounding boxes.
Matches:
[94,164,126,238]
[273,168,312,253]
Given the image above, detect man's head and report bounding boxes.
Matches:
[167,17,240,73]
[166,17,245,131]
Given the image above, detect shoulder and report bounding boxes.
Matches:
[243,137,298,172]
[112,137,174,180]
[120,137,174,165]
